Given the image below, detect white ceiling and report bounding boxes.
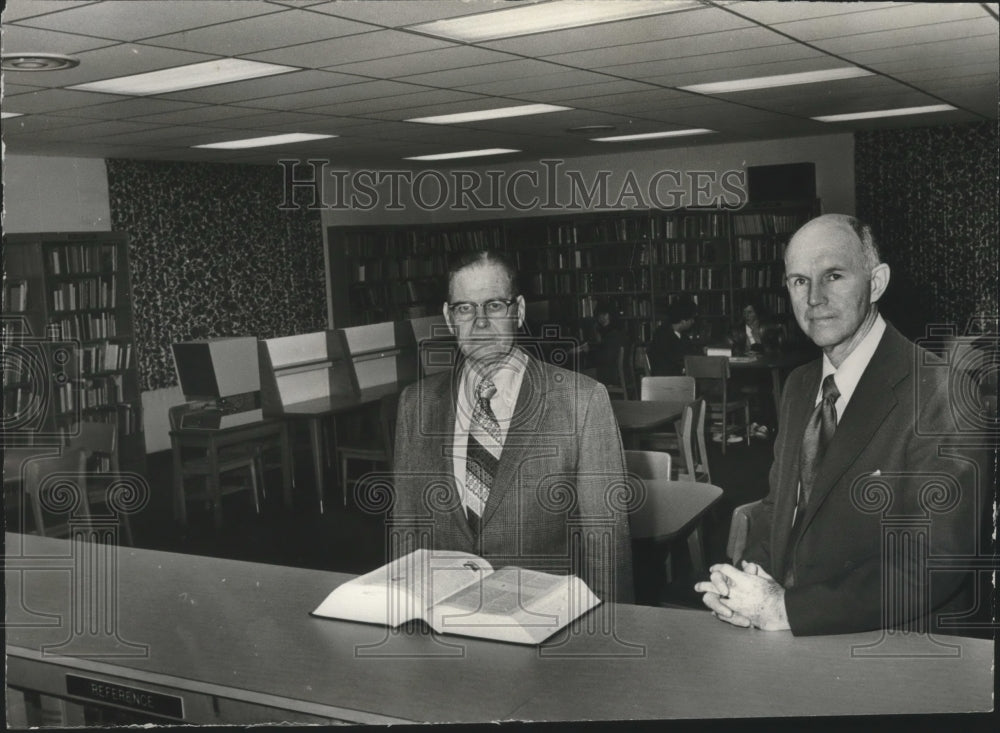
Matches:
[1,0,997,166]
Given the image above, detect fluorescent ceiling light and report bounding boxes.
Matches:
[405,148,519,161]
[813,104,957,122]
[407,103,570,125]
[1,111,24,119]
[679,67,874,94]
[194,133,336,150]
[592,129,714,142]
[411,0,698,42]
[69,58,297,96]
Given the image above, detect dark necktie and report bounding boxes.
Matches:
[797,374,840,518]
[465,378,500,534]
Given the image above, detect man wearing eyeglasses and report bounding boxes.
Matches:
[390,251,634,603]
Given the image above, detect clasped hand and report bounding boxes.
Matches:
[693,561,790,630]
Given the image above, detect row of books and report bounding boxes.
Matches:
[654,267,730,291]
[651,213,727,239]
[581,270,650,293]
[4,280,28,312]
[735,236,788,262]
[354,255,449,282]
[78,341,133,374]
[53,401,141,437]
[55,374,125,415]
[541,216,652,245]
[52,313,121,341]
[343,227,504,257]
[50,276,118,311]
[649,240,723,265]
[759,292,790,315]
[736,264,784,288]
[578,296,652,319]
[732,212,806,236]
[526,272,575,296]
[48,244,118,275]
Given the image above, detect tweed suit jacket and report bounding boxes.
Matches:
[743,322,977,635]
[390,352,634,603]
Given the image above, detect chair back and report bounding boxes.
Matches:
[624,450,672,481]
[640,376,695,402]
[633,345,651,380]
[68,421,119,473]
[684,355,730,380]
[676,399,710,482]
[23,448,88,537]
[168,403,191,431]
[727,500,762,565]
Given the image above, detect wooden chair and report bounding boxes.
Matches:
[67,421,134,546]
[336,392,400,506]
[684,355,751,454]
[727,499,762,566]
[637,376,695,455]
[22,448,87,538]
[624,449,672,481]
[674,399,711,484]
[168,404,261,529]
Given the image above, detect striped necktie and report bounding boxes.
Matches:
[797,374,840,519]
[465,377,501,533]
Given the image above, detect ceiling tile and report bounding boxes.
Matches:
[233,79,433,111]
[841,34,1000,68]
[157,69,367,104]
[1,113,91,133]
[246,29,454,68]
[400,59,576,89]
[451,69,621,97]
[542,27,790,68]
[2,87,124,113]
[303,89,488,117]
[1,0,99,23]
[1,23,117,55]
[15,0,284,41]
[327,45,520,79]
[50,98,207,120]
[3,118,169,140]
[308,0,494,27]
[612,44,829,82]
[725,2,914,26]
[771,3,992,41]
[809,21,996,56]
[142,8,378,55]
[125,105,267,126]
[199,111,370,133]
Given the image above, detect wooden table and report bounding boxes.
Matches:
[279,382,401,513]
[629,479,723,577]
[611,400,686,448]
[169,413,292,527]
[5,533,992,724]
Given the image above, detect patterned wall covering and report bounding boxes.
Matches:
[855,121,999,340]
[106,159,325,390]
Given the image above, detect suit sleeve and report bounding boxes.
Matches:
[389,383,427,560]
[573,382,635,603]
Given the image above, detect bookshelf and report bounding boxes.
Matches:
[3,232,145,470]
[326,201,819,343]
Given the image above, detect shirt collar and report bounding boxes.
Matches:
[820,312,886,405]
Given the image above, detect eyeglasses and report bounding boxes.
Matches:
[447,298,517,322]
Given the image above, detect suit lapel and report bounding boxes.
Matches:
[773,361,821,577]
[428,370,475,543]
[793,325,908,538]
[480,355,544,528]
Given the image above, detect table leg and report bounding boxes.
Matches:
[307,418,325,514]
[171,439,186,526]
[280,423,293,509]
[207,442,223,530]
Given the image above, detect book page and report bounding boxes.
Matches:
[311,549,491,627]
[430,567,600,645]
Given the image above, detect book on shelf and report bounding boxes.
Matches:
[311,548,600,645]
[4,280,29,312]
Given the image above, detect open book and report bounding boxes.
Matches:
[310,549,600,645]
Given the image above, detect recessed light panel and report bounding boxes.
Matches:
[70,59,299,96]
[407,103,570,125]
[405,148,520,161]
[813,104,957,122]
[679,68,874,94]
[194,133,336,150]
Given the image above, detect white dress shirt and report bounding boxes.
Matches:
[451,348,528,511]
[816,313,886,422]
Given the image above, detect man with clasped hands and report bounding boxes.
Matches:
[695,214,975,635]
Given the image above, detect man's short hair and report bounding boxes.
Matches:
[446,250,519,300]
[667,299,696,325]
[844,215,882,270]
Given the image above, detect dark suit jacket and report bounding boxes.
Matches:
[648,325,697,376]
[744,322,977,635]
[391,353,634,602]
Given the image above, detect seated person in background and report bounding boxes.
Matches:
[648,299,701,376]
[391,252,633,602]
[694,214,976,635]
[578,303,630,390]
[729,301,769,354]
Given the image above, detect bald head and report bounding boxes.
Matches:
[791,214,882,271]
